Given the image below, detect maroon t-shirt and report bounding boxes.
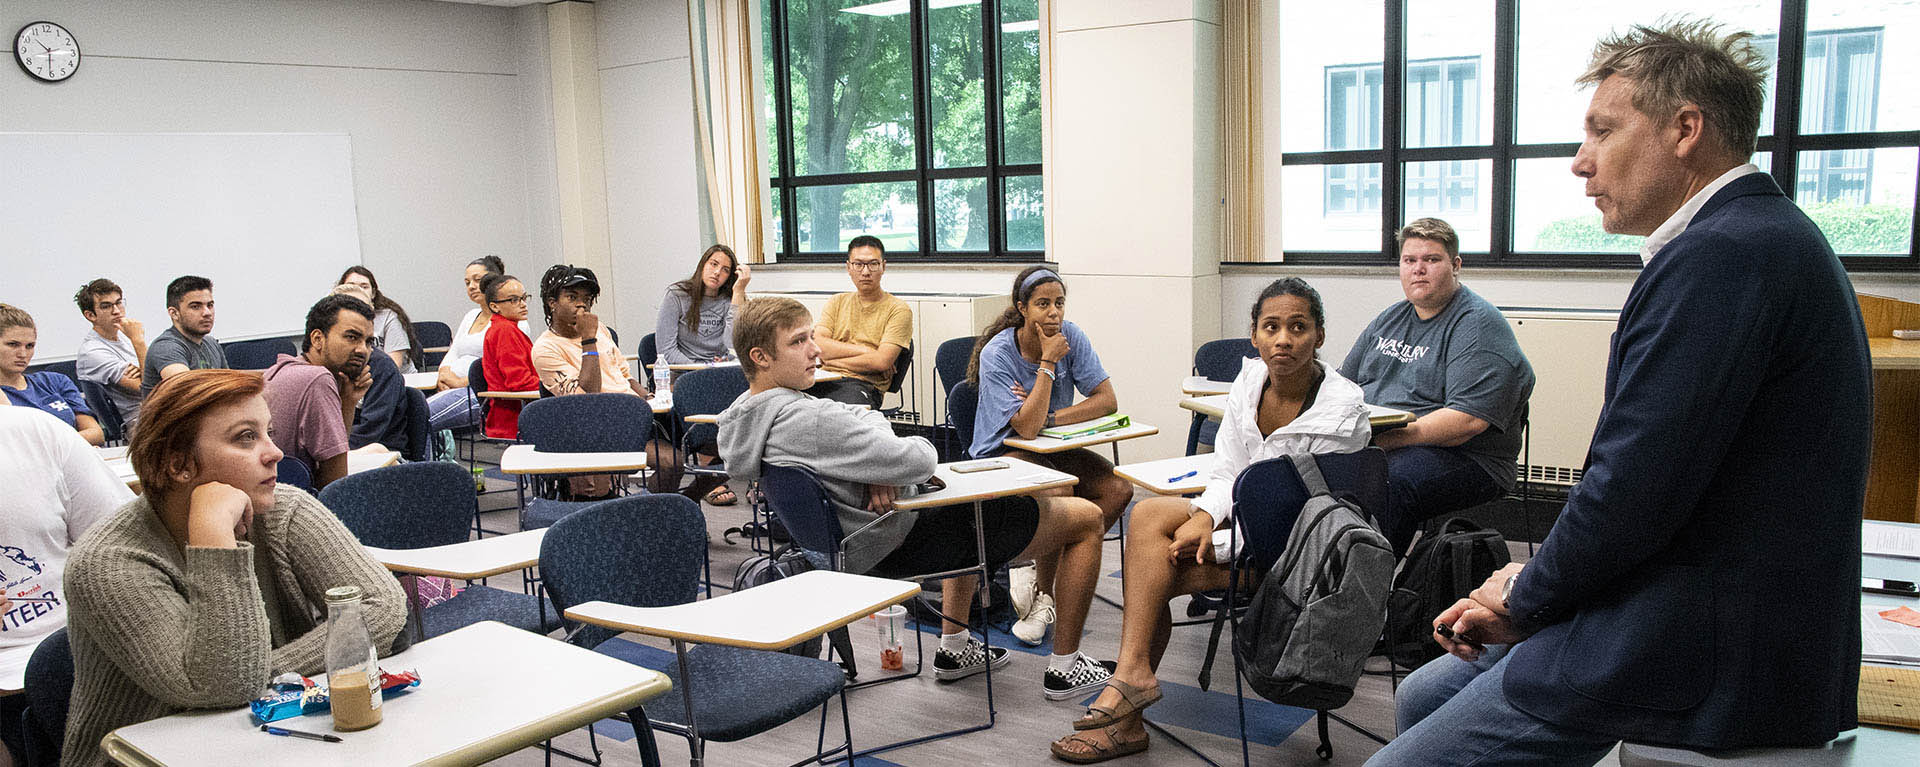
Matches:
[261,354,349,471]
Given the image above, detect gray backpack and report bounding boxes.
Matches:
[1200,454,1395,711]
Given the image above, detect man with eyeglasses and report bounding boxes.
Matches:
[73,278,148,431]
[809,235,913,408]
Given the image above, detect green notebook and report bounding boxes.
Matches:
[1039,414,1131,440]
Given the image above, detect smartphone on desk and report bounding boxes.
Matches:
[1863,578,1919,596]
[951,459,1008,474]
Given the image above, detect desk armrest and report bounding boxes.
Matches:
[564,571,918,650]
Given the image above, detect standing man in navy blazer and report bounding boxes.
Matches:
[1369,19,1871,766]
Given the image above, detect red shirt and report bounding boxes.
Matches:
[481,313,539,439]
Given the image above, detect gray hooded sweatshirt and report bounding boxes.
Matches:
[717,387,936,573]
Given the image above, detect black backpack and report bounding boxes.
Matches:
[732,545,856,677]
[1382,517,1510,668]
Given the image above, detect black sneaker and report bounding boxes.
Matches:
[1043,654,1117,701]
[933,639,1012,682]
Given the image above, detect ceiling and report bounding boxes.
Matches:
[425,0,552,7]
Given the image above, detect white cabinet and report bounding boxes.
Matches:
[752,291,1009,425]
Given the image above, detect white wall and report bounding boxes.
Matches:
[0,0,555,344]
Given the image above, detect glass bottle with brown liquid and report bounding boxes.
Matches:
[323,585,383,732]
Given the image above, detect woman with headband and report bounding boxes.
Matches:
[964,265,1134,647]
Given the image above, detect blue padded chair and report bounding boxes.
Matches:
[540,495,852,767]
[878,343,914,419]
[514,394,654,531]
[1187,338,1259,455]
[1195,448,1392,766]
[400,385,431,463]
[637,333,658,371]
[671,365,747,469]
[933,336,976,397]
[24,359,77,382]
[945,379,980,460]
[223,336,298,370]
[78,379,126,445]
[319,461,551,638]
[19,628,72,767]
[414,320,452,369]
[275,457,313,491]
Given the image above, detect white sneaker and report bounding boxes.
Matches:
[1012,591,1055,646]
[1009,564,1038,619]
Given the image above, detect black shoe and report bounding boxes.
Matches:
[1043,654,1117,701]
[933,638,1011,682]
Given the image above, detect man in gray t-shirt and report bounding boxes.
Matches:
[1338,218,1534,552]
[141,276,227,396]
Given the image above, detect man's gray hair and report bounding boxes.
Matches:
[1578,17,1770,158]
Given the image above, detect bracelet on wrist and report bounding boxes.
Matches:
[582,351,598,357]
[1036,367,1056,381]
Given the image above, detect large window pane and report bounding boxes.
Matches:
[787,1,915,175]
[1798,147,1915,255]
[1403,159,1492,251]
[1803,0,1912,133]
[1517,2,1779,145]
[762,0,781,179]
[1283,163,1384,253]
[1000,0,1042,165]
[1281,0,1384,153]
[1004,175,1043,250]
[929,0,985,168]
[934,177,989,251]
[1406,1,1491,149]
[794,181,919,253]
[1512,156,1644,253]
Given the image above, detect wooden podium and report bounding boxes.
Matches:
[1860,294,1920,523]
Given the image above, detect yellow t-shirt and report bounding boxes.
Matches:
[818,291,914,388]
[530,327,643,396]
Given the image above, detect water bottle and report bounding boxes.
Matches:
[323,585,383,732]
[653,353,673,405]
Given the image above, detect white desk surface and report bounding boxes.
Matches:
[477,390,540,401]
[367,529,546,580]
[1114,454,1213,496]
[498,444,649,475]
[1181,376,1232,396]
[1,646,33,694]
[99,621,671,767]
[1177,395,1417,428]
[567,571,919,651]
[683,413,719,425]
[403,372,438,390]
[347,451,400,474]
[893,457,1078,510]
[1003,422,1159,455]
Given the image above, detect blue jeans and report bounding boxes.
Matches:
[426,387,481,432]
[1367,645,1617,767]
[1380,445,1506,553]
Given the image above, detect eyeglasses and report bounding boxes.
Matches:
[93,300,125,311]
[848,260,884,273]
[490,294,531,305]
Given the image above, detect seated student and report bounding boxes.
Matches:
[60,369,408,767]
[718,298,1114,697]
[808,236,912,408]
[532,265,721,501]
[0,304,105,446]
[260,294,378,489]
[336,266,425,373]
[425,255,528,432]
[656,244,751,364]
[1337,218,1533,553]
[327,284,414,460]
[1049,279,1373,764]
[479,272,539,439]
[141,275,226,395]
[0,407,132,766]
[73,278,148,432]
[965,267,1133,646]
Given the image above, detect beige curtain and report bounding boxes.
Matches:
[1221,0,1264,262]
[688,0,768,263]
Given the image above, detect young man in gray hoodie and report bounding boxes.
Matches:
[718,298,1115,699]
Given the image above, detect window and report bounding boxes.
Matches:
[761,0,1043,261]
[1277,1,1919,269]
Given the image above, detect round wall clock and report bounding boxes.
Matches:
[15,21,80,83]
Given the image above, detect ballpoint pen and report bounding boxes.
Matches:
[259,724,343,743]
[1167,469,1199,483]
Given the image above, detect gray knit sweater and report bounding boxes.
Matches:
[60,486,408,767]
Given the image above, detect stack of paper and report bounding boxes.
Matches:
[1864,523,1920,560]
[1863,605,1920,665]
[1039,414,1130,440]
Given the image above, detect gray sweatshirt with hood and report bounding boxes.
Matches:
[717,386,936,573]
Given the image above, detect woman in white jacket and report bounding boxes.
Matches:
[1050,278,1373,764]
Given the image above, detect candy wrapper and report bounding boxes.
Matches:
[247,669,421,725]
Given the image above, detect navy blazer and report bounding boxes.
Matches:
[1501,172,1871,748]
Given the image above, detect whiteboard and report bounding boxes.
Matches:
[0,132,361,360]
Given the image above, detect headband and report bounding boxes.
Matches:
[1020,269,1061,294]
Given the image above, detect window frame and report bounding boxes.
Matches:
[764,0,1046,263]
[1269,0,1920,271]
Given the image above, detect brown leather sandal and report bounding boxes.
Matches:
[1051,724,1149,764]
[1072,677,1163,731]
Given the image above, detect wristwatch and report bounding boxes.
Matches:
[1500,574,1516,609]
[1045,412,1056,428]
[580,337,597,346]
